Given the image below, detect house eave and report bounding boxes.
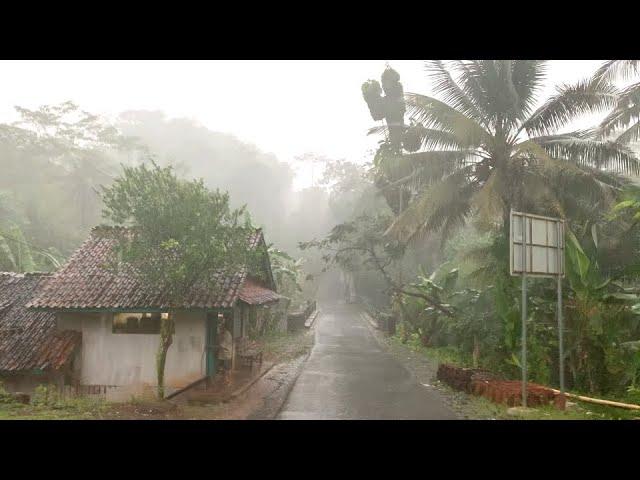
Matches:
[28,306,236,314]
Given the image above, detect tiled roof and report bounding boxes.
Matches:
[28,226,268,310]
[238,277,282,305]
[0,273,80,373]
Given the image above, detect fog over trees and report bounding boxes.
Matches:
[4,60,640,416]
[0,103,356,303]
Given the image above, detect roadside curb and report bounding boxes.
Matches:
[361,311,387,351]
[304,309,320,328]
[360,310,379,331]
[272,325,317,419]
[229,362,277,400]
[272,348,313,420]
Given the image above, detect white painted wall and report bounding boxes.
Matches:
[58,310,207,393]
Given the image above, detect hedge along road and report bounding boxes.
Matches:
[277,302,458,420]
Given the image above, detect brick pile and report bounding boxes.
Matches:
[436,363,496,393]
[472,380,556,407]
[437,363,557,407]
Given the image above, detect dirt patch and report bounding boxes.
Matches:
[262,328,314,363]
[103,400,179,420]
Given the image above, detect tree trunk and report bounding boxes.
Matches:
[472,335,480,368]
[156,312,175,399]
[398,301,410,343]
[419,329,430,347]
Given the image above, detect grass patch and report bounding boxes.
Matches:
[391,333,472,367]
[504,402,640,420]
[387,333,640,420]
[0,396,109,420]
[0,382,105,420]
[261,328,314,363]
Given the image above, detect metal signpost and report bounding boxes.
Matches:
[510,210,565,408]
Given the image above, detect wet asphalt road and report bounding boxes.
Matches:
[277,303,457,420]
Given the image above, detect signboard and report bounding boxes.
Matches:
[510,209,566,408]
[510,210,564,278]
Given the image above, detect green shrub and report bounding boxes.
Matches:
[0,381,15,404]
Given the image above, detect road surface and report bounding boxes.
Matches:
[277,302,457,419]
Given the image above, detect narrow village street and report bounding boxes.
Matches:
[277,303,458,420]
[4,60,640,426]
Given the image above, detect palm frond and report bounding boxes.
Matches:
[599,82,640,142]
[514,139,554,162]
[497,60,523,127]
[450,60,546,130]
[472,168,506,228]
[405,93,489,147]
[616,122,640,144]
[367,125,387,136]
[385,166,477,243]
[532,134,640,175]
[425,61,487,127]
[510,60,547,119]
[368,123,467,151]
[528,155,626,219]
[376,150,474,191]
[449,61,493,120]
[403,150,479,189]
[411,126,468,151]
[0,234,18,270]
[593,60,640,83]
[462,61,527,130]
[468,61,504,128]
[437,191,475,248]
[522,77,619,137]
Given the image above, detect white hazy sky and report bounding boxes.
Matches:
[0,60,604,189]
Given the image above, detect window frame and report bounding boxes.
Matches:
[111,312,164,335]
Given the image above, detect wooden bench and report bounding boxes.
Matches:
[236,338,263,370]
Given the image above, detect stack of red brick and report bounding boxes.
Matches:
[437,363,557,407]
[436,363,496,393]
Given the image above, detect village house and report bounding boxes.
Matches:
[0,272,81,393]
[11,225,282,400]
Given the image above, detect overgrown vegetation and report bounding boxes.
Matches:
[0,382,108,420]
[305,60,640,404]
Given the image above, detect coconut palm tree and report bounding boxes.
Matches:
[366,61,640,243]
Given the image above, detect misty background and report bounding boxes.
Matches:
[0,60,606,298]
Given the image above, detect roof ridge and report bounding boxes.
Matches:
[1,272,53,277]
[0,272,24,278]
[91,225,135,234]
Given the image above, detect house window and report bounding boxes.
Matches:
[112,312,165,334]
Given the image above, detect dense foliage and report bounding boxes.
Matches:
[303,60,640,400]
[0,102,144,271]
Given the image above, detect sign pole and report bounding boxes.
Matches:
[521,214,528,408]
[511,210,564,409]
[557,221,565,396]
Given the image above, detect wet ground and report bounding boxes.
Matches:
[93,329,314,420]
[277,302,457,420]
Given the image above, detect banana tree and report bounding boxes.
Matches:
[400,266,460,347]
[0,225,36,272]
[564,226,640,392]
